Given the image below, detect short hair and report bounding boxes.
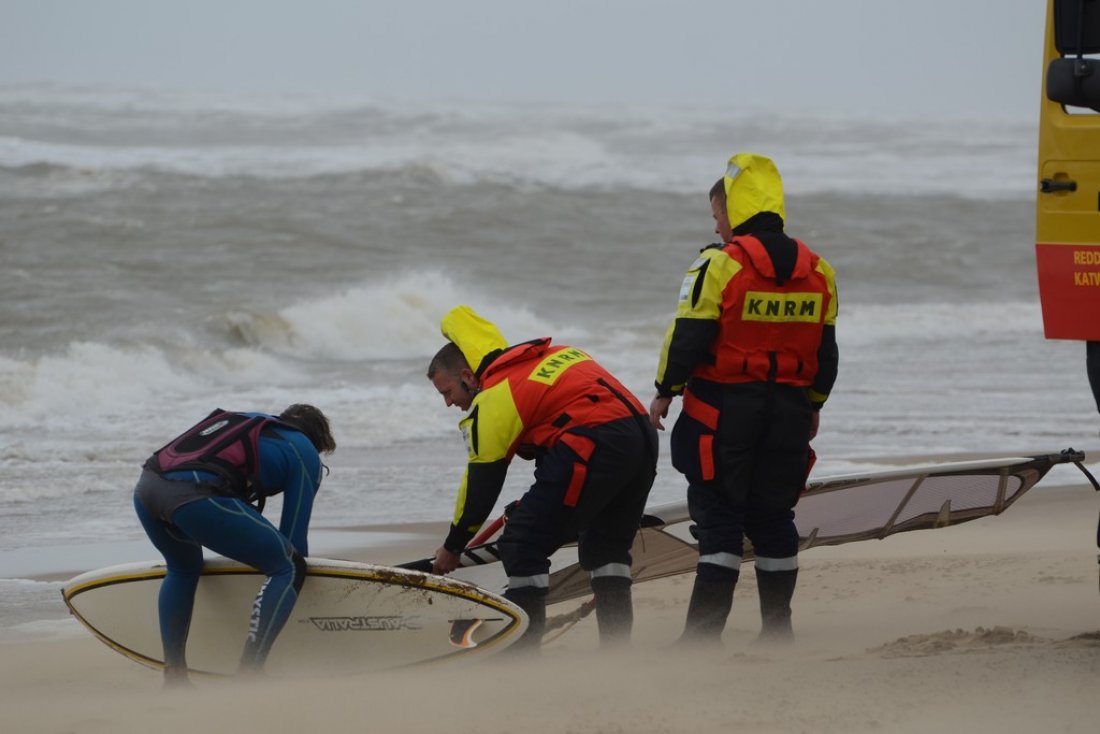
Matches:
[709,178,725,202]
[279,404,336,454]
[427,342,470,380]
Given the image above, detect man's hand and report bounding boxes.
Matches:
[809,411,820,440]
[649,395,672,430]
[431,546,461,575]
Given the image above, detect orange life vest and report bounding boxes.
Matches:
[691,235,832,386]
[479,339,645,457]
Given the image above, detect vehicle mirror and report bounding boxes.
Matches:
[1047,57,1100,111]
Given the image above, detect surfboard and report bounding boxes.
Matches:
[62,557,528,676]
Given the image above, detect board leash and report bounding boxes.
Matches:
[543,598,596,643]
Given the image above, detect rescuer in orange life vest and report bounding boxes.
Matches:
[649,153,839,644]
[428,306,658,652]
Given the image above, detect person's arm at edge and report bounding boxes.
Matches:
[807,259,839,441]
[269,432,321,557]
[651,248,731,428]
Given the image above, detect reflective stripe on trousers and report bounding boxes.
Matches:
[755,555,798,572]
[508,573,550,590]
[590,562,631,580]
[698,551,742,570]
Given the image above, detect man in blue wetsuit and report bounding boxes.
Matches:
[133,404,336,685]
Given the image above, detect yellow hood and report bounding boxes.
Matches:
[722,153,786,231]
[440,305,508,374]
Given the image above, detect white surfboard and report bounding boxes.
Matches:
[62,557,528,676]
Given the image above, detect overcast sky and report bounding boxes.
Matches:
[2,1,1045,119]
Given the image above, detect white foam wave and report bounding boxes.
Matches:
[0,296,1053,446]
[0,89,1038,199]
[0,83,362,117]
[0,342,313,429]
[226,272,563,361]
[0,130,613,187]
[0,131,1034,199]
[0,274,576,502]
[0,344,197,429]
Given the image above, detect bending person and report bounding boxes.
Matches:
[427,306,657,652]
[133,404,336,684]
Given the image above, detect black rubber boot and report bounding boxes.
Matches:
[591,575,633,649]
[756,568,797,642]
[503,586,548,655]
[678,567,738,645]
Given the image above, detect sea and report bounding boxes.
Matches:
[1,83,1097,639]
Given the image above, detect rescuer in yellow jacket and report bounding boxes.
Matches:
[428,306,658,652]
[649,153,839,644]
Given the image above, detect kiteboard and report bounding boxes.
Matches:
[401,450,1092,605]
[62,557,528,676]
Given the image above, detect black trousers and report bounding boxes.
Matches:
[673,380,811,561]
[497,417,657,580]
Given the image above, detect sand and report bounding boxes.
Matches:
[2,482,1098,734]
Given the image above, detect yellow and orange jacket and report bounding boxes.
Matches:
[655,236,838,403]
[441,307,645,551]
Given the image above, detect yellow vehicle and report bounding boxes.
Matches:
[1036,0,1100,340]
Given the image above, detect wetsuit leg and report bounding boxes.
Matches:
[168,496,305,671]
[134,494,203,674]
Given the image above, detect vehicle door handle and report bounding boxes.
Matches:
[1039,178,1078,193]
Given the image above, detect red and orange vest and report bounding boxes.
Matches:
[477,339,645,457]
[692,235,832,387]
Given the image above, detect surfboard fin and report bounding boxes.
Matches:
[449,618,484,648]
